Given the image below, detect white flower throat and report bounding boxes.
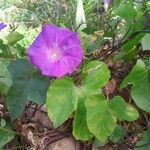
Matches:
[47,48,62,62]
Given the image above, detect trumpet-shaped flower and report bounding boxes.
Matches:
[28,24,83,78]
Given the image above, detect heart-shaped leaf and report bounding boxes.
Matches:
[82,61,110,96]
[121,60,150,113]
[7,59,50,120]
[85,95,116,142]
[46,77,78,128]
[109,96,139,121]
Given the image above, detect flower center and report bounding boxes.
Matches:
[47,48,62,62]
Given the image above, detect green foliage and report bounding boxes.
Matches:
[46,77,78,128]
[110,125,126,143]
[109,96,139,121]
[45,59,140,142]
[93,138,109,148]
[73,97,93,141]
[115,1,137,21]
[135,130,150,150]
[142,34,150,50]
[6,32,24,45]
[0,0,100,29]
[6,59,50,120]
[0,31,27,58]
[123,12,145,52]
[114,0,145,60]
[46,60,111,141]
[0,61,12,95]
[121,60,150,113]
[82,60,111,95]
[85,95,117,142]
[0,40,11,58]
[0,126,15,148]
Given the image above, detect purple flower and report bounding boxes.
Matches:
[28,24,83,78]
[0,23,6,31]
[104,0,111,10]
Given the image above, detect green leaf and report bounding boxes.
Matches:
[73,97,93,141]
[122,14,144,60]
[135,131,150,150]
[109,96,139,121]
[82,26,96,35]
[121,60,150,113]
[6,32,24,45]
[85,95,116,142]
[82,61,110,96]
[6,59,50,120]
[121,60,146,87]
[113,0,121,8]
[125,13,144,42]
[131,77,150,113]
[0,126,15,148]
[115,1,136,21]
[0,119,6,128]
[110,125,126,143]
[0,61,12,95]
[142,34,150,50]
[117,12,144,60]
[93,138,109,148]
[0,40,10,58]
[46,77,78,128]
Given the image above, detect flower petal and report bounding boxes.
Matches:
[0,23,6,31]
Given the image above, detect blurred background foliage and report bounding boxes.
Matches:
[0,0,104,53]
[0,0,103,29]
